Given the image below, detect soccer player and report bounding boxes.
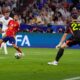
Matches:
[0,7,13,54]
[0,14,22,56]
[48,14,80,65]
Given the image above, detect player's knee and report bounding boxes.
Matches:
[61,43,67,48]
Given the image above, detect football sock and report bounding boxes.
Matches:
[55,48,64,61]
[2,43,8,54]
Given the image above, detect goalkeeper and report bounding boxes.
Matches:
[48,14,80,65]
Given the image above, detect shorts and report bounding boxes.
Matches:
[65,36,80,47]
[2,36,15,44]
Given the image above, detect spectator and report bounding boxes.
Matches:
[0,0,79,33]
[55,17,65,25]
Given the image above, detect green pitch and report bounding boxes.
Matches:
[0,48,80,80]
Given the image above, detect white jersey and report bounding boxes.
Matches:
[0,16,13,31]
[0,16,13,36]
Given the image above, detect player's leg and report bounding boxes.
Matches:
[0,39,4,47]
[54,43,67,64]
[1,36,9,54]
[48,36,76,65]
[9,37,22,54]
[55,38,77,64]
[1,42,8,54]
[48,43,67,65]
[12,44,22,53]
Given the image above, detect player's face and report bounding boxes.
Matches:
[14,15,19,21]
[4,12,10,18]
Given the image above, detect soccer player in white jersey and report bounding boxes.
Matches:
[0,7,13,54]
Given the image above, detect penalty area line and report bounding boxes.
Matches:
[64,76,80,80]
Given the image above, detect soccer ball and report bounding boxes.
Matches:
[15,52,22,59]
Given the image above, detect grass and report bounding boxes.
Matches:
[0,48,80,80]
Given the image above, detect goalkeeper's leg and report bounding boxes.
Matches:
[48,42,67,65]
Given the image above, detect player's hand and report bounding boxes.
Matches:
[56,42,62,49]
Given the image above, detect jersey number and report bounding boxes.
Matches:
[71,23,80,31]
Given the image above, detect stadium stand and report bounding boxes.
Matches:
[0,0,80,33]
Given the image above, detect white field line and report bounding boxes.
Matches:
[64,76,80,80]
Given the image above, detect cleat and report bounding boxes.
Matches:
[48,61,58,65]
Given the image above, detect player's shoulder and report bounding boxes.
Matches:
[0,15,4,20]
[9,19,14,22]
[7,17,13,22]
[0,15,4,22]
[67,19,77,25]
[1,16,13,20]
[9,17,13,20]
[8,19,14,24]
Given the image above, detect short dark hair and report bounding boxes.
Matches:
[14,13,19,17]
[71,14,78,19]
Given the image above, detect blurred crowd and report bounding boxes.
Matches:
[0,0,80,33]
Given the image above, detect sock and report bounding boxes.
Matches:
[55,48,64,62]
[2,43,8,54]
